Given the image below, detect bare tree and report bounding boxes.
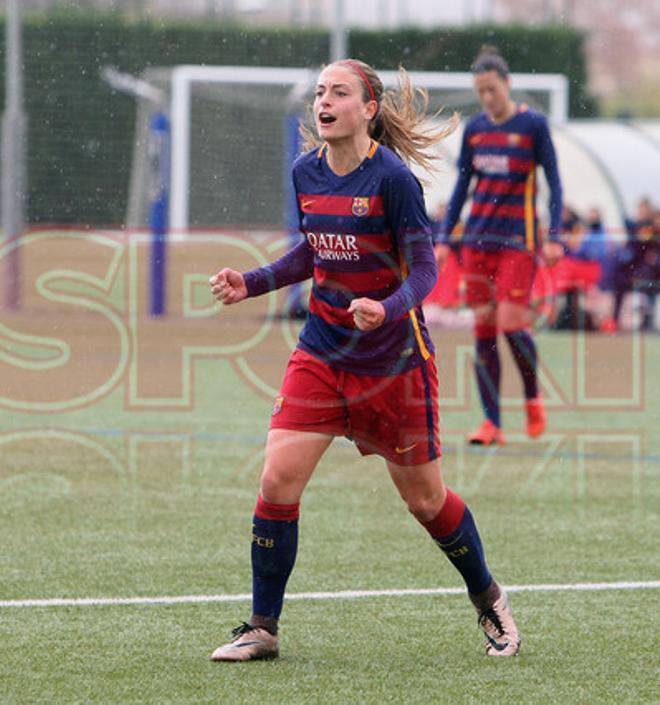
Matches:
[497,0,660,112]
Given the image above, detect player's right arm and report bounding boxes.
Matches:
[438,125,473,245]
[210,238,315,305]
[210,268,248,305]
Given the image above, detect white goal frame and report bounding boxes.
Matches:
[169,65,569,231]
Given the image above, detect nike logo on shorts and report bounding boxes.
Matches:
[395,443,417,454]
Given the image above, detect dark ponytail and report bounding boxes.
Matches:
[471,46,509,79]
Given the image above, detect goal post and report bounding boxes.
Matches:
[169,66,317,233]
[126,64,568,315]
[162,65,568,232]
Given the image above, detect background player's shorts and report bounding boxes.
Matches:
[269,349,441,466]
[462,246,537,307]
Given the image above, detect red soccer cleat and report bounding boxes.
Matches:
[467,419,506,446]
[525,396,546,438]
[599,318,618,334]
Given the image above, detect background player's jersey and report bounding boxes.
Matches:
[442,106,563,251]
[292,141,434,376]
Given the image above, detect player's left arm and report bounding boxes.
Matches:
[350,169,437,332]
[535,115,564,263]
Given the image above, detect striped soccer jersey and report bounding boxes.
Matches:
[442,106,563,251]
[291,141,435,376]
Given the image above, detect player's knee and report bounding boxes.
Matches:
[259,465,300,504]
[405,492,445,523]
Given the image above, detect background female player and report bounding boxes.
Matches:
[434,47,563,446]
[209,59,520,661]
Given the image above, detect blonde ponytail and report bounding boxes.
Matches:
[300,60,458,171]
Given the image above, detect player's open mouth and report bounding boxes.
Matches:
[319,113,336,124]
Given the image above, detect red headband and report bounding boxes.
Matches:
[341,60,377,103]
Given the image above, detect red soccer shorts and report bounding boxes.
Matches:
[461,246,537,307]
[269,349,441,466]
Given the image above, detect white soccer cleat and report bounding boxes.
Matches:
[211,622,279,662]
[477,592,521,656]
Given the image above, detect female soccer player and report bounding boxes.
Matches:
[209,59,520,660]
[434,47,563,446]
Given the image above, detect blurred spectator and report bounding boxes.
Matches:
[561,204,580,235]
[635,207,660,330]
[580,207,609,264]
[632,197,655,238]
[549,205,608,330]
[602,197,659,331]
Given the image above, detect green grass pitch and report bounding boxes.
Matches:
[1,326,658,704]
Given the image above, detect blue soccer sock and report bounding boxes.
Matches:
[475,334,501,427]
[505,329,538,400]
[251,495,300,632]
[421,488,492,596]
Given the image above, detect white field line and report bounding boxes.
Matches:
[1,580,659,609]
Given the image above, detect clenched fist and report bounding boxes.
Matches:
[209,268,248,305]
[348,297,386,332]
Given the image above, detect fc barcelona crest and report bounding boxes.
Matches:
[351,197,370,217]
[272,395,285,416]
[508,133,521,146]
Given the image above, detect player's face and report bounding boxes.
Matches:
[474,70,512,122]
[314,65,377,143]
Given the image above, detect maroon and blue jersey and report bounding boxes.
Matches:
[244,141,437,376]
[440,106,563,251]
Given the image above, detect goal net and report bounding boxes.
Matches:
[126,65,568,232]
